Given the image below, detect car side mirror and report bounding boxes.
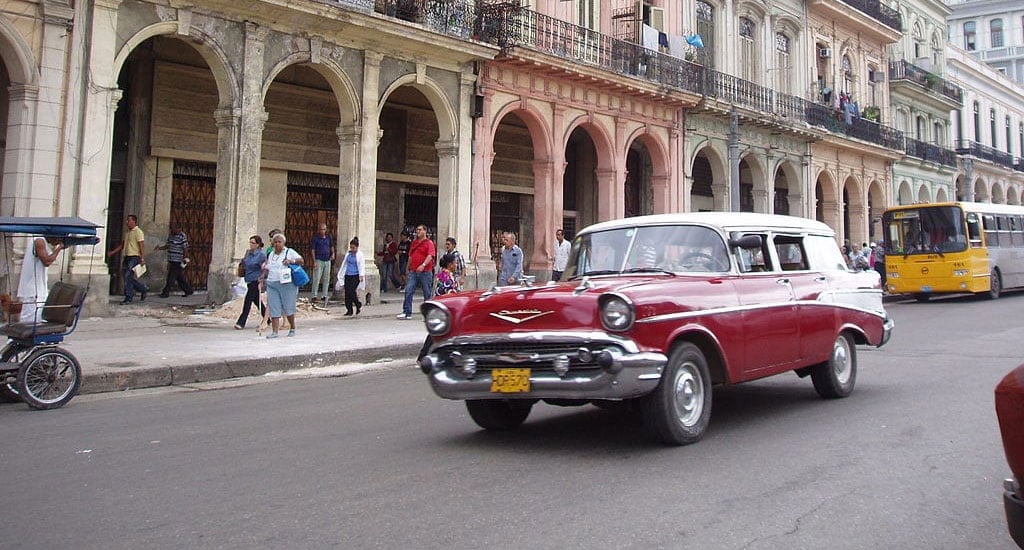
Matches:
[728,234,763,249]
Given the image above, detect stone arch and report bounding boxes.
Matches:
[739,151,767,212]
[1006,187,1020,205]
[917,184,930,203]
[563,115,614,171]
[490,100,553,162]
[772,159,801,216]
[842,175,866,245]
[992,181,1005,204]
[113,22,238,109]
[935,187,949,202]
[898,179,913,204]
[262,52,360,126]
[974,177,989,202]
[867,179,885,240]
[0,15,37,85]
[814,168,839,234]
[624,128,671,214]
[623,127,669,180]
[379,74,457,141]
[691,143,729,212]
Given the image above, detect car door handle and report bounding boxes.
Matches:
[776,278,791,285]
[814,276,827,282]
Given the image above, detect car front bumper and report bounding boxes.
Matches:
[420,331,668,400]
[880,316,895,347]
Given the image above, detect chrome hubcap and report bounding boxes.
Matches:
[832,337,851,385]
[673,363,703,426]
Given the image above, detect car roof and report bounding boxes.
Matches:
[578,212,835,236]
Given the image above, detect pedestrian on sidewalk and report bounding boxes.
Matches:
[396,231,411,286]
[107,214,148,304]
[263,232,303,338]
[398,225,435,320]
[436,237,465,294]
[499,231,523,285]
[156,222,193,298]
[335,237,365,316]
[17,236,64,323]
[376,232,401,292]
[551,228,570,282]
[310,223,335,302]
[235,235,267,330]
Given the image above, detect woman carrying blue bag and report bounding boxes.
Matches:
[262,232,304,338]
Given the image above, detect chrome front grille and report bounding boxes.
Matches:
[435,342,619,372]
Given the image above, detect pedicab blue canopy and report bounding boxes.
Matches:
[0,216,101,246]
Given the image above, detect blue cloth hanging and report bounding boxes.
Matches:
[685,34,705,48]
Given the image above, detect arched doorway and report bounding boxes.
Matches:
[263,64,343,293]
[898,180,913,204]
[992,182,1006,204]
[814,171,839,238]
[108,36,227,295]
[489,112,537,273]
[624,140,653,218]
[867,180,885,241]
[377,86,441,240]
[564,127,600,231]
[691,147,726,212]
[842,176,864,245]
[936,187,949,202]
[739,158,754,212]
[975,178,990,202]
[917,185,930,203]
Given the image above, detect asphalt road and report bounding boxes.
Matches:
[1,293,1020,549]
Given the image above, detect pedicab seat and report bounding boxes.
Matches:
[0,282,85,340]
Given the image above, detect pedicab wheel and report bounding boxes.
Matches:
[0,342,33,403]
[16,347,81,410]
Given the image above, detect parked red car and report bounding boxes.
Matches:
[996,364,1024,548]
[419,213,893,445]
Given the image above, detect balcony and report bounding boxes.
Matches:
[372,0,477,39]
[905,138,957,168]
[956,140,1016,170]
[475,3,905,152]
[888,61,963,108]
[838,0,902,31]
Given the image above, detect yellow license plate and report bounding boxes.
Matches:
[490,368,531,393]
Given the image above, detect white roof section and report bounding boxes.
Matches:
[579,212,835,235]
[888,201,1024,215]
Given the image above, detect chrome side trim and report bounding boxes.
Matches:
[637,293,888,325]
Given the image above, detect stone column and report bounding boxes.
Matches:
[357,51,382,304]
[596,168,618,222]
[435,139,459,243]
[2,84,41,216]
[848,203,868,246]
[209,22,268,302]
[453,68,475,275]
[961,158,974,201]
[336,123,361,288]
[530,160,554,276]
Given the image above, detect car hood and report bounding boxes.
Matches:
[426,275,733,337]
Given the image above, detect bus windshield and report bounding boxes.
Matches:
[882,206,967,255]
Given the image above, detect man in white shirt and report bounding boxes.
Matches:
[551,228,571,282]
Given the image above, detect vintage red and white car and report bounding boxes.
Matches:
[419,213,893,445]
[996,364,1024,548]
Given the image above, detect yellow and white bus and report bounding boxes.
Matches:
[881,202,1024,301]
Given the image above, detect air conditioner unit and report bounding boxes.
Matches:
[819,47,833,58]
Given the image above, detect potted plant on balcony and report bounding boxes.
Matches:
[924,73,940,90]
[862,106,880,123]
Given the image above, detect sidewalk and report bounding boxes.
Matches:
[64,289,428,395]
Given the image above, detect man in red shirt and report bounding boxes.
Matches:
[399,224,435,320]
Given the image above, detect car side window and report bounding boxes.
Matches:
[774,236,808,271]
[736,234,773,273]
[804,235,849,271]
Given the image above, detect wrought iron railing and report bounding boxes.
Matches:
[373,0,477,39]
[836,0,902,31]
[1015,159,1024,173]
[956,140,1016,170]
[905,138,957,167]
[888,61,963,104]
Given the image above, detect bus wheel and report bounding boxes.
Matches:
[986,269,1002,300]
[913,293,931,303]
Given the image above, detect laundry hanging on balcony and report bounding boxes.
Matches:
[642,24,660,52]
[685,34,705,48]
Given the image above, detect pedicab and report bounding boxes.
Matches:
[0,217,100,409]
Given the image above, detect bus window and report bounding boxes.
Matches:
[967,212,983,248]
[983,214,999,248]
[1013,216,1024,247]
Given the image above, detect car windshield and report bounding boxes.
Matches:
[563,224,730,279]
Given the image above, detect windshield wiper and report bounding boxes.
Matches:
[622,267,677,276]
[578,270,619,277]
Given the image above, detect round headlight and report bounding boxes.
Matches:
[423,305,451,336]
[600,295,634,332]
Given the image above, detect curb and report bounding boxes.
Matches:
[80,342,424,394]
